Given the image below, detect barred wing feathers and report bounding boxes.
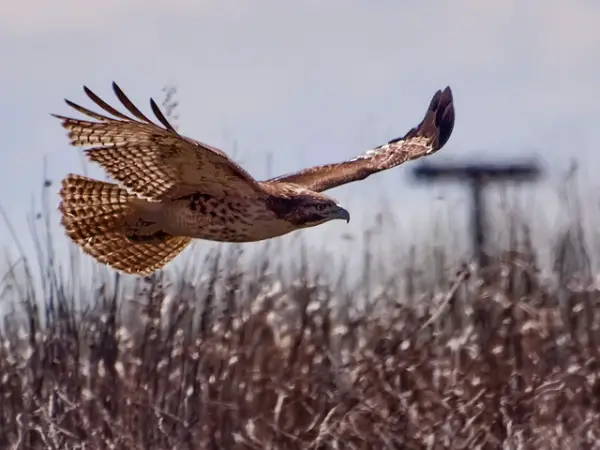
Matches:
[266,87,455,193]
[52,82,262,201]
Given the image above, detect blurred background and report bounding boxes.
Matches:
[3,3,600,447]
[2,0,600,280]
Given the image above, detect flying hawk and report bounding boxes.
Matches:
[54,83,455,275]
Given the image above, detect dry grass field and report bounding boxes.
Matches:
[1,223,600,449]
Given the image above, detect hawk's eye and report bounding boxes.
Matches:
[315,203,327,212]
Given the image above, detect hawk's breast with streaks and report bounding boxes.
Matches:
[158,193,296,243]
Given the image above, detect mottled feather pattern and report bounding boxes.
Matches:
[60,120,146,146]
[59,175,134,240]
[266,86,454,193]
[53,82,262,201]
[53,82,455,275]
[84,142,182,200]
[348,136,430,162]
[79,232,191,276]
[59,175,131,207]
[58,174,191,275]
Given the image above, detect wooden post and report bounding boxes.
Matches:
[412,161,542,267]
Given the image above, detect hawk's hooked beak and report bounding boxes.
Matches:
[332,205,350,223]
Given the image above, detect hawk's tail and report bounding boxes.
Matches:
[58,174,191,275]
[59,174,135,241]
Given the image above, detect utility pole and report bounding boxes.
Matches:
[412,161,542,267]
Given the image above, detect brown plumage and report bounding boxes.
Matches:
[54,82,455,275]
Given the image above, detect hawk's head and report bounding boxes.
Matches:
[267,187,350,229]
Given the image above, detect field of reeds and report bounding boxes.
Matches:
[1,211,600,449]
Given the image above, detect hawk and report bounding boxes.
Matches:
[54,82,455,275]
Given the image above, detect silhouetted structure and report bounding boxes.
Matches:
[413,161,542,266]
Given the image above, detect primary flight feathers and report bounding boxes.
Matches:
[53,82,455,275]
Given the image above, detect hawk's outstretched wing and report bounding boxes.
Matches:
[265,87,455,193]
[52,82,263,201]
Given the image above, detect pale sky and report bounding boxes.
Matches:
[1,0,600,277]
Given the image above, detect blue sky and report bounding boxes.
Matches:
[1,0,599,275]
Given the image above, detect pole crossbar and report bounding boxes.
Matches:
[413,161,542,266]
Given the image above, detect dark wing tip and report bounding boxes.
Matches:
[82,85,94,99]
[435,86,455,149]
[387,86,455,150]
[150,97,177,133]
[49,112,68,124]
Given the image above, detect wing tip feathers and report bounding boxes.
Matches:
[52,81,176,132]
[435,86,455,150]
[387,85,455,151]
